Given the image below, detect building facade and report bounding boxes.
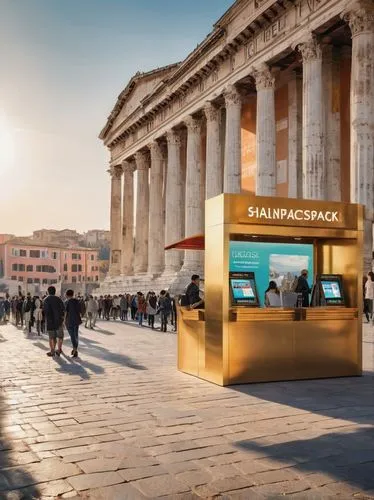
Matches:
[100,0,374,293]
[0,238,100,294]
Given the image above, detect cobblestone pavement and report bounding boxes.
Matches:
[0,318,373,499]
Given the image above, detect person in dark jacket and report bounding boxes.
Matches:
[185,274,204,309]
[158,290,172,332]
[295,269,311,307]
[43,286,65,357]
[65,289,82,358]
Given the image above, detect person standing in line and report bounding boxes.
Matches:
[85,295,98,329]
[16,295,24,328]
[4,294,10,323]
[137,292,146,327]
[34,296,43,335]
[130,294,137,320]
[158,290,172,333]
[98,295,104,319]
[92,296,99,327]
[171,296,178,332]
[65,289,82,358]
[104,295,112,320]
[44,286,65,357]
[23,293,33,333]
[364,271,374,323]
[146,291,157,330]
[120,294,128,321]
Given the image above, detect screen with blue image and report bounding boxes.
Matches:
[321,280,342,299]
[229,241,314,306]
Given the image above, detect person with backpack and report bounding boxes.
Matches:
[44,286,65,357]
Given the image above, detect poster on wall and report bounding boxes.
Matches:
[229,241,314,306]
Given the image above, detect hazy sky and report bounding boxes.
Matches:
[0,0,232,236]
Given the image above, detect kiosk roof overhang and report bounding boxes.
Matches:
[165,234,205,251]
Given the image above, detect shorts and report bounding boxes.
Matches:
[47,327,64,340]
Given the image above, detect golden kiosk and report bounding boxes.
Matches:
[176,194,363,386]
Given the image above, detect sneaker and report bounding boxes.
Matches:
[46,351,55,357]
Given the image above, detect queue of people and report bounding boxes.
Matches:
[96,291,177,332]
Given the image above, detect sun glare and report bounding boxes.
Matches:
[0,110,15,173]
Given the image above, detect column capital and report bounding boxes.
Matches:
[108,165,123,179]
[344,0,374,35]
[252,64,275,91]
[204,102,221,123]
[166,129,181,147]
[121,160,135,175]
[134,151,149,170]
[298,35,322,62]
[184,115,202,133]
[148,140,165,161]
[223,85,242,107]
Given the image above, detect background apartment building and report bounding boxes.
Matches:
[0,238,100,295]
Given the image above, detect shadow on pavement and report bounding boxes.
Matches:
[0,386,40,497]
[80,337,147,370]
[235,427,374,492]
[89,326,115,336]
[54,355,105,379]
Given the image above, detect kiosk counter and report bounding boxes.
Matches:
[177,194,363,386]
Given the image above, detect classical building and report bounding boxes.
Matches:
[100,0,374,294]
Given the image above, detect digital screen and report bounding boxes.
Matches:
[229,272,259,306]
[229,241,313,306]
[231,279,255,300]
[321,280,343,301]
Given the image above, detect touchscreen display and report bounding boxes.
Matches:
[231,279,255,300]
[321,280,342,299]
[229,272,259,306]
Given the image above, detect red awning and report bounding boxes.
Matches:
[165,234,205,251]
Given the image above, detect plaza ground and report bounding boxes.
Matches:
[0,318,373,499]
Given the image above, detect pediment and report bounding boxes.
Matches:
[100,63,179,140]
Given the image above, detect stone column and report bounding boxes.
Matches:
[204,102,223,198]
[346,0,374,270]
[288,70,303,198]
[223,85,242,193]
[182,116,204,273]
[253,64,276,196]
[164,130,184,273]
[323,44,341,202]
[134,151,150,274]
[121,160,135,276]
[299,36,326,200]
[108,165,122,277]
[148,141,164,275]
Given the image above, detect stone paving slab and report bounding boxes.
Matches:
[0,320,373,498]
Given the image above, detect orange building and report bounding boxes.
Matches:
[0,237,99,293]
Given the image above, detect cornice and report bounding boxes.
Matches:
[103,0,283,148]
